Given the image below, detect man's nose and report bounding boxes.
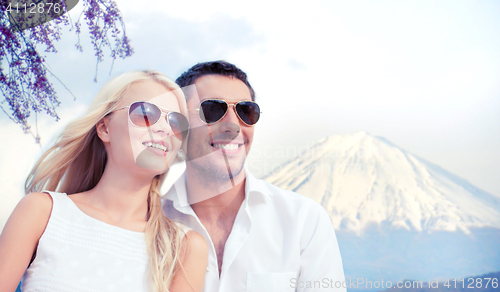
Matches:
[218,106,240,135]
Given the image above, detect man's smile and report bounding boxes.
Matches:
[209,139,245,155]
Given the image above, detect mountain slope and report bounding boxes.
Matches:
[264,132,500,234]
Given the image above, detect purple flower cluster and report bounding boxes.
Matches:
[0,0,133,142]
[77,0,133,79]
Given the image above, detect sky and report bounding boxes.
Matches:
[1,0,499,231]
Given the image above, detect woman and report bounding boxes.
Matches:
[0,71,208,291]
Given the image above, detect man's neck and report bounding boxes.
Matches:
[185,166,247,276]
[185,166,247,221]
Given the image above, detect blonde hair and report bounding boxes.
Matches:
[25,70,188,291]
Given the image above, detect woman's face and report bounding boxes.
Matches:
[105,80,185,174]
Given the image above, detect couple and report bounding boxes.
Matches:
[0,61,345,291]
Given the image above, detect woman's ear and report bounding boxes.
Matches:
[96,117,111,143]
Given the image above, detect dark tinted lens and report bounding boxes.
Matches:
[236,101,260,125]
[129,102,161,127]
[167,112,189,140]
[200,100,228,123]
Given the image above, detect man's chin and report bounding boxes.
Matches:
[225,162,245,179]
[188,158,245,181]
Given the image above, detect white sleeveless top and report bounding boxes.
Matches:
[21,191,190,292]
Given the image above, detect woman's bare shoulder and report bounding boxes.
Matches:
[170,230,208,292]
[0,192,53,290]
[183,230,208,258]
[19,192,53,214]
[5,192,53,234]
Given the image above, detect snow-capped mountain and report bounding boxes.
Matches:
[264,132,500,234]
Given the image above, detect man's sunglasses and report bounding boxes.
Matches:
[191,99,261,126]
[111,101,189,141]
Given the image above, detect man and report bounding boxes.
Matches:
[163,61,346,291]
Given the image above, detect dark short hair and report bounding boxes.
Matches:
[176,60,255,101]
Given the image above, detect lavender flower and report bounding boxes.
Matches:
[0,0,133,143]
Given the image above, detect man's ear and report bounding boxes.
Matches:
[96,117,111,143]
[181,136,188,157]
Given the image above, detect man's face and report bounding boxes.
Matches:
[185,74,254,180]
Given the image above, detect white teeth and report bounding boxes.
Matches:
[214,144,240,151]
[143,142,167,152]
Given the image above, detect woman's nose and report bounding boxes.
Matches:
[150,113,172,135]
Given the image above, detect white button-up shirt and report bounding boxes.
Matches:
[163,169,346,292]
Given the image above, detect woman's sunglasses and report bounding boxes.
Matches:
[111,101,189,141]
[191,99,261,126]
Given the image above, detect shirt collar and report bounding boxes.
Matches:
[243,165,269,204]
[163,165,269,210]
[163,171,192,211]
